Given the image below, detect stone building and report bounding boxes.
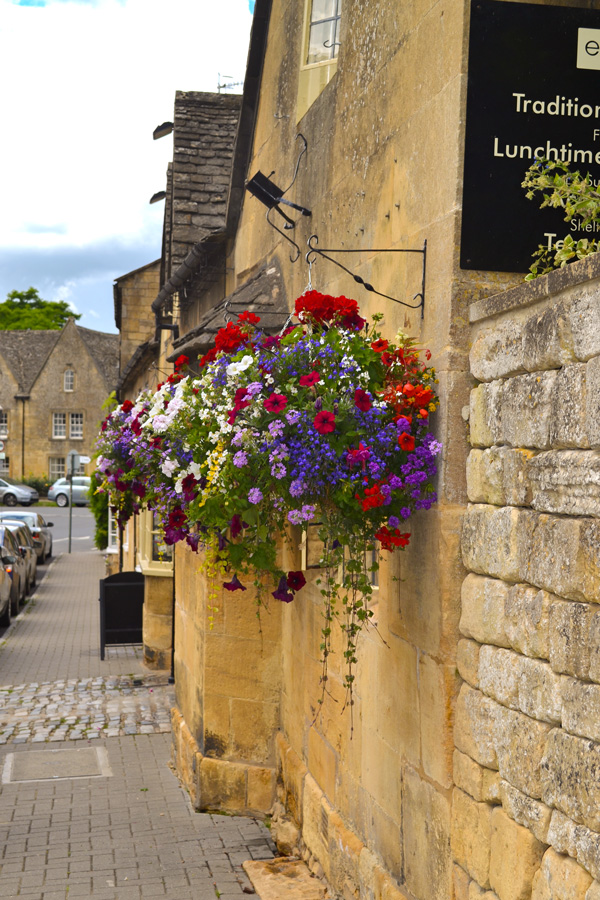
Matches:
[0,320,118,482]
[112,2,600,900]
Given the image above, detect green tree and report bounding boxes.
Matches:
[0,287,81,330]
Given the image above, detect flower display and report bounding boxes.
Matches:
[94,292,441,694]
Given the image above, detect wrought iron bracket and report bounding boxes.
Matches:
[306,234,427,319]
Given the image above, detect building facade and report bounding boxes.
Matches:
[112,2,600,900]
[0,320,118,482]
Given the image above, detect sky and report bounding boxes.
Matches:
[0,0,255,334]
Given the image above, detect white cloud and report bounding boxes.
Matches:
[0,0,252,251]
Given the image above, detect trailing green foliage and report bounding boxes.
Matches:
[88,480,109,551]
[522,158,600,279]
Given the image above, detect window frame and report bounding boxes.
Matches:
[69,412,84,440]
[137,509,173,576]
[64,369,75,392]
[52,413,67,440]
[49,457,66,480]
[297,0,342,121]
[0,412,7,438]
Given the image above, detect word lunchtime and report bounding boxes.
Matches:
[493,137,600,165]
[513,93,600,119]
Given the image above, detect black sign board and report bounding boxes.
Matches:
[461,0,600,272]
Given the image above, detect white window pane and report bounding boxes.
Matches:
[70,413,83,439]
[52,413,66,438]
[49,457,65,479]
[64,370,74,392]
[0,413,7,438]
[0,457,9,475]
[308,19,336,63]
[311,0,337,21]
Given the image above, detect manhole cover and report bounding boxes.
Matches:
[3,747,112,783]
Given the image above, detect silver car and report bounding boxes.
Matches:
[0,558,11,627]
[0,477,39,508]
[0,525,27,615]
[48,476,91,508]
[2,522,37,594]
[0,511,53,562]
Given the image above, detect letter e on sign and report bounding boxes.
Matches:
[577,28,600,69]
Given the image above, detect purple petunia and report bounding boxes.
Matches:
[248,488,263,504]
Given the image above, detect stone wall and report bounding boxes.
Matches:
[455,255,600,900]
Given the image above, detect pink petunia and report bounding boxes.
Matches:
[264,393,288,413]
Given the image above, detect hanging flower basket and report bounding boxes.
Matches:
[95,292,441,695]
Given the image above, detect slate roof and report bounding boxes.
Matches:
[167,263,289,363]
[0,324,119,395]
[0,329,61,395]
[77,326,120,389]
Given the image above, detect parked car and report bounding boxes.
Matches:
[0,511,53,562]
[48,476,91,508]
[0,525,27,615]
[0,557,11,627]
[1,522,37,593]
[0,477,39,508]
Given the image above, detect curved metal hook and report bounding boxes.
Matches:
[267,208,300,262]
[281,134,309,196]
[306,233,320,266]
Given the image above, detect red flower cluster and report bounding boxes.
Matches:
[295,291,366,330]
[238,311,261,326]
[121,400,134,413]
[174,354,189,372]
[374,526,411,551]
[215,322,248,354]
[356,483,386,511]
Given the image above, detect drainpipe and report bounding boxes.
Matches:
[15,394,29,479]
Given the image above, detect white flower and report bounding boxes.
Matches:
[161,458,178,477]
[226,355,254,378]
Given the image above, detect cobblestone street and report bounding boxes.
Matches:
[0,550,276,899]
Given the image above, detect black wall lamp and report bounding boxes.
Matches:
[245,134,311,261]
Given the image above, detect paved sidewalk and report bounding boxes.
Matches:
[0,552,276,899]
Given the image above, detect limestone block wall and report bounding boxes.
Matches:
[456,257,600,900]
[171,542,282,817]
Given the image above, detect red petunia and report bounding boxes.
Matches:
[371,339,389,353]
[313,410,335,434]
[398,432,415,452]
[287,571,306,592]
[121,400,134,413]
[264,393,288,413]
[299,371,321,387]
[354,388,372,412]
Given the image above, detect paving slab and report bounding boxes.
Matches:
[243,859,328,900]
[0,552,277,898]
